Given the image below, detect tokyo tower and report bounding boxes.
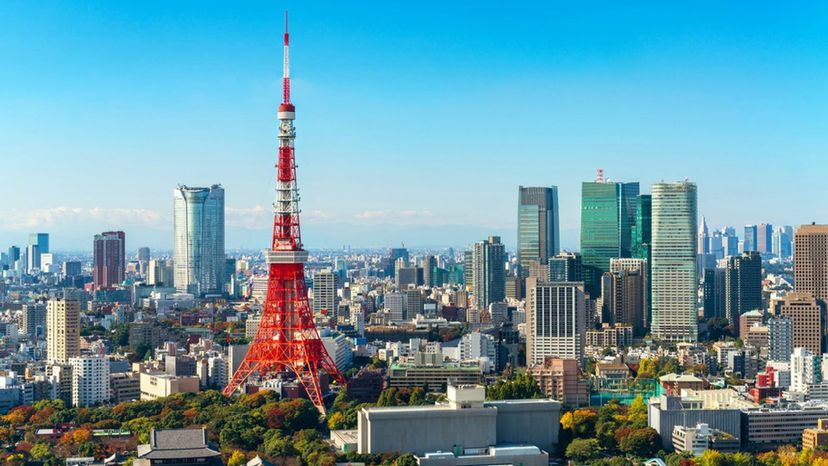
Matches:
[223,12,346,411]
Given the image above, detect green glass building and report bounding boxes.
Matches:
[632,194,652,325]
[580,181,639,297]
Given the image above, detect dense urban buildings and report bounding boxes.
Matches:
[2,11,826,466]
[650,181,698,342]
[172,184,226,296]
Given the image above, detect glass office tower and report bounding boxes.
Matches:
[517,186,560,268]
[580,180,639,297]
[173,185,225,296]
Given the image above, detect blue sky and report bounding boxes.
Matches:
[2,2,827,251]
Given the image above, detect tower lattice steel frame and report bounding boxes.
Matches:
[223,13,345,411]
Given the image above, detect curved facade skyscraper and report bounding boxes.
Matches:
[173,184,225,296]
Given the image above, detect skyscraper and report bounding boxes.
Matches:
[794,224,828,305]
[93,231,126,289]
[580,176,639,297]
[632,195,652,261]
[471,236,506,309]
[756,223,773,254]
[137,247,151,273]
[721,229,740,258]
[744,225,757,252]
[47,298,80,364]
[27,233,49,272]
[173,184,225,296]
[632,194,652,321]
[767,315,793,363]
[777,292,823,355]
[697,216,709,255]
[702,268,726,319]
[517,186,559,268]
[772,226,793,259]
[724,251,763,332]
[651,181,698,342]
[422,255,437,288]
[526,281,586,365]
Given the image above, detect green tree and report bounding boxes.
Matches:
[260,431,294,462]
[627,394,648,429]
[219,413,267,451]
[696,449,725,466]
[565,438,602,463]
[486,373,541,400]
[228,450,246,466]
[618,428,659,458]
[394,454,418,466]
[30,443,52,460]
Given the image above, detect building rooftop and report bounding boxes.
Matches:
[660,373,703,383]
[136,428,220,460]
[389,362,482,371]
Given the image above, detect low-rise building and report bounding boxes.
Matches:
[387,362,482,391]
[742,404,828,449]
[594,362,631,391]
[659,373,706,395]
[803,418,828,450]
[355,384,560,459]
[585,324,633,348]
[139,372,199,400]
[648,394,743,450]
[672,423,740,455]
[527,358,589,409]
[110,372,141,403]
[135,428,221,466]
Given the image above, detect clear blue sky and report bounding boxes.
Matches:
[2,1,827,251]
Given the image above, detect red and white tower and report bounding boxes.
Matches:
[223,13,345,411]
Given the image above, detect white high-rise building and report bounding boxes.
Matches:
[312,269,337,316]
[70,356,110,407]
[208,356,228,389]
[46,299,80,364]
[527,281,586,365]
[321,332,353,373]
[651,181,698,342]
[790,348,821,394]
[459,332,498,372]
[350,304,365,336]
[173,185,225,296]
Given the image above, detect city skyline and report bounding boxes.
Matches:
[3,3,827,250]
